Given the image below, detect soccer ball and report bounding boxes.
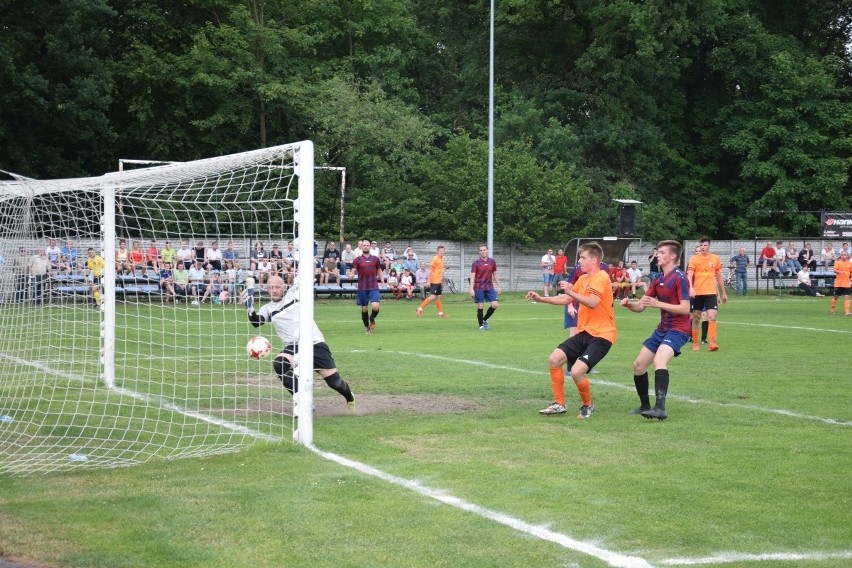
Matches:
[246,336,272,360]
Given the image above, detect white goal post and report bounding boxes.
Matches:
[0,142,316,475]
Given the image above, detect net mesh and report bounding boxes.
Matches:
[0,144,309,475]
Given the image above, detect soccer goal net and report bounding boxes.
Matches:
[0,142,317,475]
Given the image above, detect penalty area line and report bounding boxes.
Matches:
[658,550,852,565]
[309,444,653,568]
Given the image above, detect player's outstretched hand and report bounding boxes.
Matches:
[619,297,631,307]
[239,289,253,310]
[526,291,540,302]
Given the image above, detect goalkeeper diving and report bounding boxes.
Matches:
[241,275,356,411]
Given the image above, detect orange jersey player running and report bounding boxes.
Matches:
[830,251,852,316]
[686,236,727,352]
[417,245,448,318]
[526,242,616,420]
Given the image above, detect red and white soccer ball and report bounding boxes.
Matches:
[246,336,272,360]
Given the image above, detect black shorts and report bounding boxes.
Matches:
[279,341,337,371]
[691,294,718,312]
[833,287,851,297]
[557,331,613,371]
[428,283,443,296]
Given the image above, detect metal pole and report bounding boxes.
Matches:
[487,0,495,253]
[339,170,346,242]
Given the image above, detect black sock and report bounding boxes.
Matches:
[323,372,354,402]
[484,306,496,321]
[701,320,709,341]
[361,311,369,328]
[370,308,379,322]
[477,308,484,325]
[633,373,650,409]
[654,369,670,410]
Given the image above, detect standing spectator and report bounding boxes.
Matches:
[159,261,175,302]
[417,245,448,318]
[12,246,29,302]
[526,242,615,420]
[757,240,779,275]
[821,242,837,268]
[85,247,105,306]
[349,239,383,333]
[175,240,193,270]
[798,242,817,271]
[224,261,238,298]
[729,247,751,296]
[45,239,62,271]
[619,240,690,420]
[796,264,823,297]
[241,276,355,411]
[830,250,851,316]
[648,247,661,281]
[160,241,176,267]
[192,241,206,266]
[380,241,396,272]
[129,241,145,275]
[341,243,356,275]
[553,248,569,291]
[785,241,802,274]
[400,268,415,300]
[28,248,51,305]
[626,260,646,299]
[116,239,131,275]
[145,239,159,271]
[470,243,501,330]
[687,236,727,352]
[207,241,223,271]
[222,241,239,264]
[540,248,556,297]
[60,240,79,273]
[415,260,429,299]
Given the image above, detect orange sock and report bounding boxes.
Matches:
[419,297,432,310]
[708,321,717,343]
[831,298,837,313]
[549,367,566,406]
[436,299,444,313]
[845,298,850,315]
[691,329,699,345]
[576,377,592,406]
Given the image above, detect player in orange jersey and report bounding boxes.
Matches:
[417,245,448,318]
[526,242,616,420]
[686,236,727,352]
[830,250,851,316]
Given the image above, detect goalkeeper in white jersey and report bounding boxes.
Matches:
[241,275,355,409]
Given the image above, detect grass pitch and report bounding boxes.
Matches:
[1,292,850,567]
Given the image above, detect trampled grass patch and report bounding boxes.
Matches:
[1,293,850,567]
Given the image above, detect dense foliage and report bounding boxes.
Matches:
[2,0,850,241]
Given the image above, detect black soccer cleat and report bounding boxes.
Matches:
[628,406,651,415]
[641,407,668,420]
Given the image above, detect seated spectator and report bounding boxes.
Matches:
[207,241,223,271]
[401,250,419,274]
[145,239,159,272]
[626,260,647,299]
[159,261,175,302]
[268,243,284,275]
[320,255,340,286]
[609,259,628,300]
[45,239,62,271]
[116,239,131,275]
[796,264,823,297]
[224,260,238,297]
[222,241,239,263]
[341,243,356,275]
[323,241,341,272]
[160,241,177,267]
[838,242,851,261]
[798,242,817,271]
[821,242,836,267]
[369,240,381,261]
[773,240,788,275]
[188,260,207,305]
[784,241,802,274]
[250,241,266,271]
[415,260,429,299]
[757,241,778,274]
[175,240,193,270]
[172,263,189,302]
[60,240,79,273]
[193,241,206,266]
[400,268,415,300]
[381,241,396,272]
[201,269,223,304]
[387,268,402,300]
[256,258,274,285]
[129,241,145,275]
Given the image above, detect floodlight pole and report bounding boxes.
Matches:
[487,0,495,253]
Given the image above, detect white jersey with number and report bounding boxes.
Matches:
[256,284,324,346]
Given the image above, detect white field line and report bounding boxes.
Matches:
[659,551,852,565]
[347,350,852,427]
[309,445,654,568]
[721,320,852,333]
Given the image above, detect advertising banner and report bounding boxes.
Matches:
[821,212,852,238]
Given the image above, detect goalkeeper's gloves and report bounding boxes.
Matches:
[240,289,254,312]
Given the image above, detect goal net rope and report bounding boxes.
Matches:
[0,142,316,475]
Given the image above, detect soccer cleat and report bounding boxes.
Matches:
[628,406,651,415]
[539,402,567,415]
[438,312,448,318]
[641,407,668,420]
[346,400,357,413]
[700,339,708,345]
[708,342,719,352]
[577,404,595,419]
[416,307,423,318]
[483,321,491,330]
[692,343,700,351]
[479,324,485,331]
[365,326,371,334]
